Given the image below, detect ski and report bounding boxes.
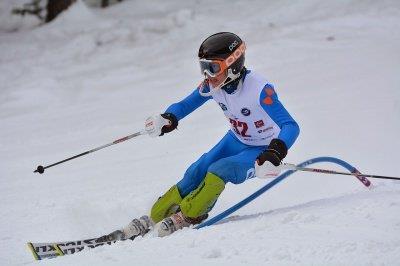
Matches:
[27,216,154,260]
[27,236,129,260]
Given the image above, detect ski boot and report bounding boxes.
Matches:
[96,215,154,242]
[155,211,207,237]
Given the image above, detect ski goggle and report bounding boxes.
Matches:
[199,42,246,77]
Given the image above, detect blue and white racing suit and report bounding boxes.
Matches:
[165,70,300,197]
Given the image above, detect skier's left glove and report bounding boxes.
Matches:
[255,139,287,178]
[145,113,178,137]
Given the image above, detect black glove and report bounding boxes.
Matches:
[256,138,288,166]
[160,113,178,136]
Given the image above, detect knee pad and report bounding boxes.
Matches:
[180,172,225,219]
[150,185,183,223]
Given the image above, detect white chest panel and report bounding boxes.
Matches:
[211,72,280,146]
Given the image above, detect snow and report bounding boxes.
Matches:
[0,0,399,265]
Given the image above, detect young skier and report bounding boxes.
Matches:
[100,32,300,241]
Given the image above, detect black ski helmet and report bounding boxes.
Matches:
[198,32,245,77]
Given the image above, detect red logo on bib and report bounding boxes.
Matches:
[254,120,264,128]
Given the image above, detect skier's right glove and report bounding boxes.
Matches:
[145,113,178,137]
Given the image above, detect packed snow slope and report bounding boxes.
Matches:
[1,0,399,265]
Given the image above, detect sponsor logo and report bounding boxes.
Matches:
[257,126,273,133]
[219,102,227,111]
[263,87,275,105]
[246,168,255,180]
[229,40,239,51]
[241,108,251,116]
[254,120,264,128]
[258,128,272,133]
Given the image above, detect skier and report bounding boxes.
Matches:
[100,32,300,241]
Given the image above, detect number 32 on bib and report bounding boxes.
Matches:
[229,118,251,137]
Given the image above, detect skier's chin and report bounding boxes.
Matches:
[208,76,226,89]
[209,80,221,88]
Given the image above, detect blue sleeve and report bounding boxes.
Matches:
[165,86,211,121]
[259,84,300,149]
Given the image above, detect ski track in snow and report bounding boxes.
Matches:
[0,0,399,265]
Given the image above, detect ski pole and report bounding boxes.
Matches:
[34,130,147,174]
[282,163,400,181]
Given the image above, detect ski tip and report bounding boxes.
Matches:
[27,242,41,261]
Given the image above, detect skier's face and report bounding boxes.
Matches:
[206,70,228,88]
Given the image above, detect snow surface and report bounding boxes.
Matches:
[1,0,400,265]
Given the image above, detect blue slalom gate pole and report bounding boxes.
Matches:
[196,156,371,229]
